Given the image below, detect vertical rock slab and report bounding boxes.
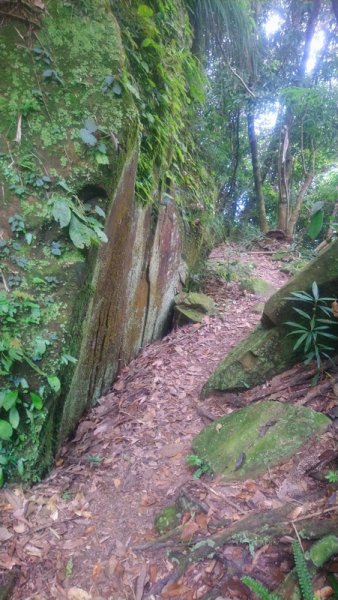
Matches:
[143,202,185,343]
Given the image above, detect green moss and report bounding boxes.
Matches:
[154,506,180,533]
[191,401,329,481]
[308,535,338,567]
[240,277,276,298]
[203,326,298,395]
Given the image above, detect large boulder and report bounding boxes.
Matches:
[191,400,330,481]
[203,240,338,396]
[202,326,296,395]
[263,240,338,326]
[174,292,216,324]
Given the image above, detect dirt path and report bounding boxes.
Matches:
[0,245,336,599]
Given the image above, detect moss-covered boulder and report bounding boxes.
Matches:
[240,277,276,298]
[191,401,329,481]
[263,240,338,326]
[174,292,216,324]
[203,326,296,395]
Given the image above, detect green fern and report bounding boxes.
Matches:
[292,542,314,600]
[241,576,281,600]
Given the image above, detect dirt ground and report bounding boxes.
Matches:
[1,244,337,600]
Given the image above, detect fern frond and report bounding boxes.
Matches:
[242,576,282,600]
[292,541,314,600]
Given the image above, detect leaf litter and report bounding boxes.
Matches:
[0,243,337,599]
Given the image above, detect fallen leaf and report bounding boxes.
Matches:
[84,525,96,535]
[92,562,102,579]
[289,506,303,520]
[113,380,125,392]
[195,513,208,529]
[159,443,186,458]
[0,553,21,569]
[180,520,199,542]
[108,555,118,576]
[149,563,158,582]
[135,564,147,600]
[13,522,27,534]
[67,588,91,600]
[0,527,13,541]
[162,581,191,598]
[24,544,43,558]
[315,586,335,599]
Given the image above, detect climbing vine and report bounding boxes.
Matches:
[114,0,213,214]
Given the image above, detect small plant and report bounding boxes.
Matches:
[186,454,213,479]
[242,542,315,600]
[8,214,25,235]
[285,281,338,370]
[51,194,108,249]
[86,453,103,465]
[292,541,314,600]
[241,576,281,600]
[79,118,110,165]
[325,470,338,483]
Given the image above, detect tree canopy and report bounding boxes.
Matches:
[190,0,338,239]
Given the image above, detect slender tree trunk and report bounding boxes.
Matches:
[297,0,322,80]
[247,105,268,233]
[287,171,314,236]
[277,124,292,231]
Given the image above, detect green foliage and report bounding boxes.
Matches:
[292,541,314,600]
[115,0,213,213]
[51,194,107,249]
[242,542,315,600]
[0,290,65,483]
[325,470,338,484]
[284,282,338,370]
[308,207,324,241]
[186,454,213,479]
[241,576,281,600]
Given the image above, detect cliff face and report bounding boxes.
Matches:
[0,0,213,482]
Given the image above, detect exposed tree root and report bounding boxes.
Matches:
[141,501,338,598]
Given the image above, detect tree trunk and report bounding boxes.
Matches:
[277,124,292,231]
[247,105,268,233]
[287,171,314,236]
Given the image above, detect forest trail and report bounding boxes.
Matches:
[1,244,336,600]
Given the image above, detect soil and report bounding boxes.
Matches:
[1,243,337,600]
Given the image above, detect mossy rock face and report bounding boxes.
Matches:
[154,506,180,533]
[240,277,276,298]
[175,292,215,323]
[203,326,297,395]
[263,240,338,326]
[191,401,329,481]
[0,1,204,481]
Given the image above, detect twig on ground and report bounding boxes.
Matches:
[198,481,247,515]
